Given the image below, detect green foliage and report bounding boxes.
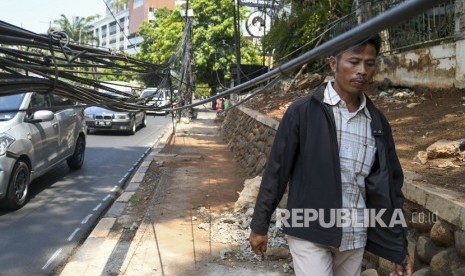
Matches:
[98,68,131,82]
[262,0,353,64]
[137,7,184,64]
[194,84,211,98]
[191,0,261,87]
[53,14,100,44]
[114,0,129,9]
[137,0,262,90]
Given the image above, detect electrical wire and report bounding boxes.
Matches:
[0,0,449,115]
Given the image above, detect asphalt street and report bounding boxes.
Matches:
[0,115,172,276]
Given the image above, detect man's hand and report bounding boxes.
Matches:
[249,231,268,257]
[390,255,412,276]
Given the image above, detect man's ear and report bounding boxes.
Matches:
[329,56,337,73]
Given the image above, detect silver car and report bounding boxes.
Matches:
[84,106,146,135]
[85,82,147,134]
[0,92,87,210]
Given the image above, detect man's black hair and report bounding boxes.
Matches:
[331,24,382,57]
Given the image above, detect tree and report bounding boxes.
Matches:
[53,14,99,45]
[262,0,353,64]
[114,0,129,9]
[137,8,184,64]
[191,0,261,89]
[137,1,261,93]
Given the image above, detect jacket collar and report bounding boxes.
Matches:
[323,82,372,120]
[313,83,384,136]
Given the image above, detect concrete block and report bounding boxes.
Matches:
[117,192,135,203]
[89,218,116,238]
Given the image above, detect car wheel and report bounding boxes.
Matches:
[67,136,85,170]
[129,118,136,135]
[0,160,30,210]
[141,115,147,128]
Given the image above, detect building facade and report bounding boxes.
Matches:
[93,0,181,55]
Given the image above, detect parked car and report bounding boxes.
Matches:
[84,81,146,134]
[0,92,87,210]
[140,88,170,115]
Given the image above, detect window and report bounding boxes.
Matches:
[27,93,50,119]
[52,95,75,110]
[109,21,117,35]
[29,93,49,110]
[133,0,143,9]
[0,94,25,120]
[148,7,156,21]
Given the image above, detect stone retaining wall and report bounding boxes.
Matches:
[221,106,465,276]
[221,106,278,177]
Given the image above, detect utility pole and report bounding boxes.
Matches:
[185,0,192,106]
[180,0,194,113]
[233,0,241,86]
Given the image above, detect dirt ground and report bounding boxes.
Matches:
[115,114,292,275]
[246,79,465,194]
[114,86,465,274]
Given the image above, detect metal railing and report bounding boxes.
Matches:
[326,0,455,55]
[364,0,455,54]
[383,0,455,54]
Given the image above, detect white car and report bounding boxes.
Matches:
[140,88,170,115]
[0,92,87,210]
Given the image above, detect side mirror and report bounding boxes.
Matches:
[26,110,54,123]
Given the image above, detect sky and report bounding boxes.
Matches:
[0,0,107,34]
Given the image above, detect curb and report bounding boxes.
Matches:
[403,171,465,231]
[104,123,173,220]
[59,123,174,276]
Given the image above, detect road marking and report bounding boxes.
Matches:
[93,203,102,211]
[103,194,111,201]
[42,248,62,270]
[111,185,118,192]
[81,214,93,224]
[67,228,80,241]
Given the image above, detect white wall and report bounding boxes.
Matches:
[374,43,461,89]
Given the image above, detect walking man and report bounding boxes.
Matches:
[249,33,412,276]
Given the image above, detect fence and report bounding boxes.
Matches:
[377,0,455,54]
[327,0,455,55]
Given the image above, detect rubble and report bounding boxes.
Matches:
[234,176,262,212]
[426,139,464,159]
[196,207,288,260]
[414,139,465,168]
[195,177,291,264]
[219,247,233,260]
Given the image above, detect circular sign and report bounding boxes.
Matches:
[245,10,271,38]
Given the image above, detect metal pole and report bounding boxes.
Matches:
[233,0,242,86]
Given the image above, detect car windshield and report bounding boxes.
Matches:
[141,90,165,99]
[0,94,25,121]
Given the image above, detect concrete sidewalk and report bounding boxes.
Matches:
[59,110,289,276]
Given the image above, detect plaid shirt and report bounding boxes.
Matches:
[323,82,377,251]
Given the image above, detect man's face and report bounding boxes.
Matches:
[329,44,377,96]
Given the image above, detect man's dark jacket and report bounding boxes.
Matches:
[250,84,408,264]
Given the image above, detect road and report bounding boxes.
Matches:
[0,115,172,276]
